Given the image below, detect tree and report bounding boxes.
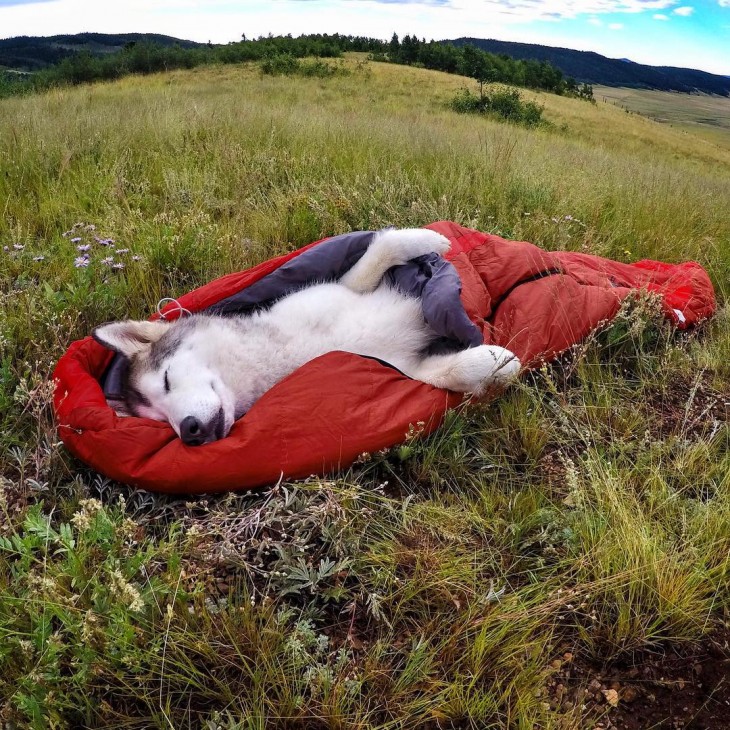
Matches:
[400,34,420,64]
[388,33,400,61]
[460,45,495,100]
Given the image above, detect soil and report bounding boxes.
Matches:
[547,631,730,729]
[645,374,730,441]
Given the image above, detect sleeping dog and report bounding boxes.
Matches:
[93,229,520,445]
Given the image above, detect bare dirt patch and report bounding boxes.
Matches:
[548,632,730,729]
[645,373,729,441]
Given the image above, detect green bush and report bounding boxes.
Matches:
[449,86,545,127]
[260,53,301,76]
[298,59,349,78]
[260,55,349,78]
[450,87,484,114]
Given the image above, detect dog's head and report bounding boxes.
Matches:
[93,317,237,446]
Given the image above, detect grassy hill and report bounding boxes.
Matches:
[0,58,729,728]
[5,31,730,98]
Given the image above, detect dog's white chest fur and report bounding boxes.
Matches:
[188,282,433,413]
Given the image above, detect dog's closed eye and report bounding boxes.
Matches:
[164,371,170,393]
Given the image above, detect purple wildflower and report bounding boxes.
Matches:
[132,255,142,261]
[101,256,114,266]
[115,248,130,255]
[85,224,96,231]
[3,246,9,252]
[564,215,574,221]
[112,262,125,270]
[33,255,45,262]
[74,256,90,268]
[76,244,91,252]
[13,244,24,250]
[71,237,82,243]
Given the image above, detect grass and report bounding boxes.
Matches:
[0,56,729,728]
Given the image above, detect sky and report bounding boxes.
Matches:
[0,0,729,76]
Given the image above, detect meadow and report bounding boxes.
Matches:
[593,84,730,150]
[1,57,729,728]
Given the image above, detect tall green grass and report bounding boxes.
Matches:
[0,58,728,728]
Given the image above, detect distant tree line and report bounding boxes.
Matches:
[0,32,203,70]
[375,34,593,100]
[0,36,342,97]
[449,37,730,97]
[0,33,593,101]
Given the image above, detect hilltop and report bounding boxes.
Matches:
[2,31,730,97]
[449,37,730,96]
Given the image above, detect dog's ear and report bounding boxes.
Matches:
[93,320,168,358]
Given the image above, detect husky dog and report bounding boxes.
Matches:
[93,229,520,446]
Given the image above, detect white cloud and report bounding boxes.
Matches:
[608,21,624,28]
[443,1,680,21]
[0,0,689,43]
[588,16,603,25]
[653,12,669,19]
[673,5,694,15]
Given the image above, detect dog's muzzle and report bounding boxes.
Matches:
[180,409,226,446]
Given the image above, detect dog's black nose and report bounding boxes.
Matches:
[180,410,225,445]
[180,416,207,446]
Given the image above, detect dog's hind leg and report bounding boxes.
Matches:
[340,228,450,293]
[407,345,521,395]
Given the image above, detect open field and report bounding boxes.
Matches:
[1,58,729,728]
[594,84,730,149]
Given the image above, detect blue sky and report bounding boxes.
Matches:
[1,0,728,75]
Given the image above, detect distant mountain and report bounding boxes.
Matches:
[0,33,203,71]
[448,38,730,96]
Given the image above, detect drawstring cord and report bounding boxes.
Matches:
[156,297,192,320]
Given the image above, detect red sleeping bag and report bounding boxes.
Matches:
[53,221,716,493]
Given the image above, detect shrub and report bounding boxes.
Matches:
[298,59,349,78]
[450,87,485,114]
[449,86,545,127]
[260,53,301,76]
[260,56,350,79]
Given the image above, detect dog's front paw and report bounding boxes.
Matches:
[459,345,521,395]
[378,228,450,263]
[486,346,522,384]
